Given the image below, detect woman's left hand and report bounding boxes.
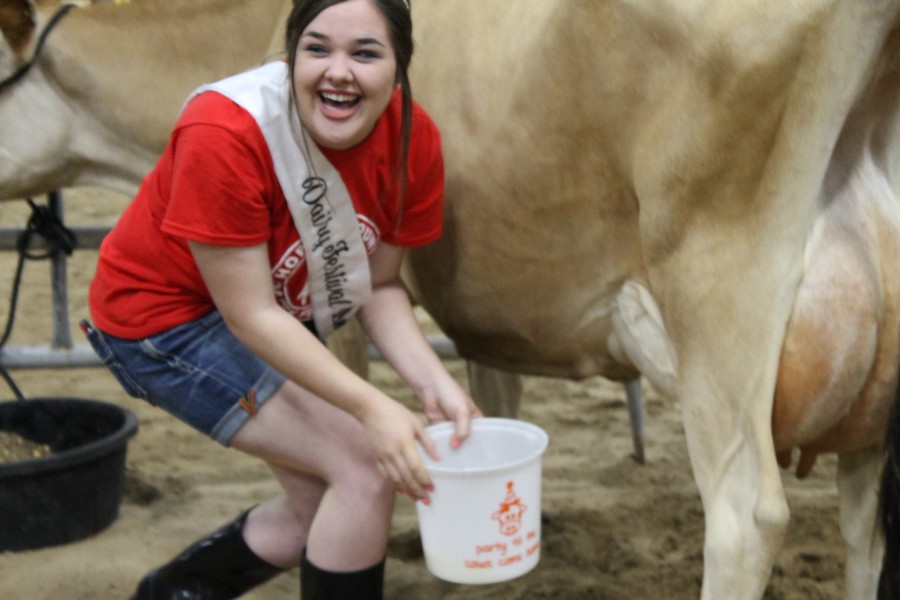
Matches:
[418,375,483,448]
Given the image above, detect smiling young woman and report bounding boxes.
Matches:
[84,1,481,598]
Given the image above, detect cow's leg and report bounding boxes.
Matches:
[836,447,884,600]
[466,361,522,417]
[681,410,790,600]
[327,319,369,379]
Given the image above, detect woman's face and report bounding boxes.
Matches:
[293,0,398,150]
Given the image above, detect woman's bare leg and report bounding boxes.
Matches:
[231,380,396,571]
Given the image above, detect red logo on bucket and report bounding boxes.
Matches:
[492,481,526,536]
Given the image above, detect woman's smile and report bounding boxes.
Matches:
[318,90,362,119]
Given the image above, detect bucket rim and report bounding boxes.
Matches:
[0,397,139,477]
[421,417,549,476]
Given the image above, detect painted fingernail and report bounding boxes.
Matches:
[426,484,435,492]
[451,439,461,449]
[421,497,431,506]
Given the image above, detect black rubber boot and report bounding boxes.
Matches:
[131,508,284,600]
[300,549,384,600]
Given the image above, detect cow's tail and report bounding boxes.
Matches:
[878,376,900,599]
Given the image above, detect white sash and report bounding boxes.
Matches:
[187,62,372,338]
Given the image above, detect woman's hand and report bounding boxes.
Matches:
[357,394,440,501]
[418,374,483,448]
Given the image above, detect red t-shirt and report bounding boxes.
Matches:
[89,89,443,338]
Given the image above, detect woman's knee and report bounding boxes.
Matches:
[338,461,393,499]
[331,434,395,496]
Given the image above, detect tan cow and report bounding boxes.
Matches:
[406,1,900,599]
[4,0,898,597]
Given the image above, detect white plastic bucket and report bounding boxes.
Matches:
[415,418,549,584]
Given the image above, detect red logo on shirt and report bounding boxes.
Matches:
[271,217,379,320]
[357,215,379,254]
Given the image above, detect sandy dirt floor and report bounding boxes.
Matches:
[0,189,847,599]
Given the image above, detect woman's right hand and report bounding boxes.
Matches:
[358,394,439,502]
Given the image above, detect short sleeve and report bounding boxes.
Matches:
[160,93,275,247]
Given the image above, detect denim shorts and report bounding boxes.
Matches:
[81,311,291,446]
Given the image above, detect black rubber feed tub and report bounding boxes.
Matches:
[0,397,138,551]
